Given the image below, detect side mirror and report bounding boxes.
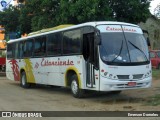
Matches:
[146,37,151,47]
[142,30,150,47]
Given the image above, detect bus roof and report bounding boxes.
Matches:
[7,21,139,43]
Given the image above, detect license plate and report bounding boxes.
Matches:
[128,82,136,86]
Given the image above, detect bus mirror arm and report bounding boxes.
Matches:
[147,38,151,47]
[94,29,101,45]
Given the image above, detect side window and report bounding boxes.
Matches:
[7,43,19,59]
[47,33,62,56]
[14,42,19,59]
[23,41,27,57]
[7,43,13,59]
[34,36,46,57]
[150,52,155,58]
[19,41,24,58]
[27,40,34,57]
[23,39,34,57]
[63,29,81,54]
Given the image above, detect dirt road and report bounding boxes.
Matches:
[0,76,159,111]
[0,76,160,120]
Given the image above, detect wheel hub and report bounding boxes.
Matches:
[71,80,78,95]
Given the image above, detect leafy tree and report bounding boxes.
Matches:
[19,6,32,34]
[0,0,151,34]
[108,0,151,24]
[0,6,20,33]
[20,0,59,32]
[56,0,113,24]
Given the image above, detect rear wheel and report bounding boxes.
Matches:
[20,72,31,88]
[71,74,84,98]
[110,91,122,95]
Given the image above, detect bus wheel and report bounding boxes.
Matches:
[71,74,84,98]
[110,91,122,95]
[20,72,31,88]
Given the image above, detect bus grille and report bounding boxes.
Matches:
[117,75,129,79]
[133,74,143,79]
[117,74,144,80]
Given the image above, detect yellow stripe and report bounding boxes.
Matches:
[20,59,36,83]
[65,66,82,88]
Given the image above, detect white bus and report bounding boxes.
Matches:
[6,22,152,98]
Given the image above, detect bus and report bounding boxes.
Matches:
[6,22,152,98]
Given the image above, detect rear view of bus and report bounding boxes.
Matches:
[97,23,152,92]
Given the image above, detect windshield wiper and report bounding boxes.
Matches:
[128,41,148,61]
[111,40,123,62]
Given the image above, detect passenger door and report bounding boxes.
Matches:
[82,27,100,89]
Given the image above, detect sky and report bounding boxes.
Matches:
[149,0,160,15]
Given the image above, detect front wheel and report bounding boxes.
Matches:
[71,74,84,98]
[20,72,31,88]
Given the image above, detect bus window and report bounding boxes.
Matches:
[19,41,24,58]
[27,40,34,57]
[24,39,33,57]
[23,41,27,57]
[7,44,13,59]
[14,43,19,59]
[34,36,46,57]
[47,33,62,56]
[63,29,81,54]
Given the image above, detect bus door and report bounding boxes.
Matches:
[83,27,100,89]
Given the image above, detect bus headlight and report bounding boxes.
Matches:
[144,71,152,78]
[107,74,118,80]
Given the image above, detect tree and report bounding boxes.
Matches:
[19,5,32,34]
[0,0,151,34]
[0,6,20,33]
[55,0,151,25]
[19,0,59,32]
[55,0,113,24]
[108,0,151,24]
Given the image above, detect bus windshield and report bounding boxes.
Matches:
[98,25,149,65]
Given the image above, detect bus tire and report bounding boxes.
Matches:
[110,91,122,94]
[71,74,84,98]
[20,72,31,88]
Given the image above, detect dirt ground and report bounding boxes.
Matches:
[0,76,159,112]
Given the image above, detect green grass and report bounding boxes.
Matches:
[143,69,160,106]
[145,94,160,106]
[152,69,160,80]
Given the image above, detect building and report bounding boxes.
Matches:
[0,25,5,49]
[12,0,25,7]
